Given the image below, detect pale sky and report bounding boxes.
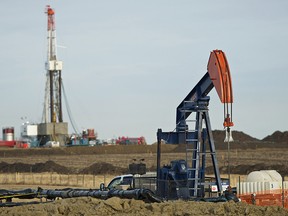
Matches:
[1,1,287,144]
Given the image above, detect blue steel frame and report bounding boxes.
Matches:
[157,72,222,197]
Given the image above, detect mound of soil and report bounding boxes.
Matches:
[206,163,288,176]
[0,130,286,159]
[0,144,176,158]
[0,161,70,174]
[0,161,128,175]
[0,197,287,216]
[213,130,263,150]
[79,162,128,175]
[32,161,71,174]
[262,131,288,144]
[173,130,288,151]
[172,130,261,152]
[3,160,287,177]
[213,130,260,143]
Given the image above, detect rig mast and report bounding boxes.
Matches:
[42,5,63,123]
[38,6,68,146]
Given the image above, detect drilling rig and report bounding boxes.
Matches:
[38,6,68,146]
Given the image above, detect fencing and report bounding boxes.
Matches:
[0,173,112,188]
[238,181,288,208]
[239,189,288,208]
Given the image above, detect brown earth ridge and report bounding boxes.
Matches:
[0,130,287,176]
[0,130,287,216]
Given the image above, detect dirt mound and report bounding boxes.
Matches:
[213,130,263,150]
[0,130,285,158]
[0,161,70,174]
[0,197,287,216]
[173,130,261,152]
[79,162,128,175]
[262,131,288,143]
[0,160,132,175]
[0,161,128,175]
[213,130,260,143]
[32,161,71,174]
[207,163,288,176]
[0,144,177,158]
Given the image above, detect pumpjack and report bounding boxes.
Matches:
[157,50,234,199]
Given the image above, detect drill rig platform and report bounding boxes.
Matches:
[38,6,68,146]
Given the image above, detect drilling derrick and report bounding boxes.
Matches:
[38,6,68,146]
[43,5,63,123]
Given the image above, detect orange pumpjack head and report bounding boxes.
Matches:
[207,50,233,103]
[208,50,234,128]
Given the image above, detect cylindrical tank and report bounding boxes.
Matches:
[246,170,282,182]
[3,127,14,141]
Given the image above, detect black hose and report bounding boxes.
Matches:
[37,188,162,203]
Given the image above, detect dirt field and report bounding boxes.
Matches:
[1,197,288,216]
[0,130,287,215]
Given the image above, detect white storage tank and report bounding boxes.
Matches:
[3,127,14,141]
[246,170,282,182]
[237,170,283,195]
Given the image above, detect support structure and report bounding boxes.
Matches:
[157,50,234,198]
[42,5,63,123]
[38,6,68,146]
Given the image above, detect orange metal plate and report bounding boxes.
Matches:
[207,50,233,103]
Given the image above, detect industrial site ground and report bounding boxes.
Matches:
[0,130,287,215]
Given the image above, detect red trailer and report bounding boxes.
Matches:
[116,136,146,145]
